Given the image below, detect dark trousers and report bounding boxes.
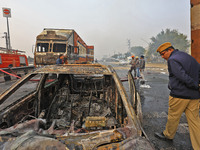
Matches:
[129,66,136,77]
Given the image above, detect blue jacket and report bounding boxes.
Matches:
[168,49,200,99]
[56,58,63,64]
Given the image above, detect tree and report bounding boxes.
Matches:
[130,46,145,57]
[124,51,132,58]
[111,54,119,59]
[147,29,190,58]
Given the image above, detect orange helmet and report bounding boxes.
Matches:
[131,55,135,58]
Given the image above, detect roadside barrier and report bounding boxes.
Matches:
[0,68,54,83]
[0,68,40,82]
[0,68,21,79]
[0,66,34,82]
[8,66,21,78]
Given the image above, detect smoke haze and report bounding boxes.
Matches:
[0,0,190,59]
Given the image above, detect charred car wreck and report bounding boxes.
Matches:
[0,64,154,149]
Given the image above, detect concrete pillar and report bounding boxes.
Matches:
[191,0,200,63]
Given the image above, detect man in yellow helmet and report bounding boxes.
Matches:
[154,42,200,150]
[135,56,140,77]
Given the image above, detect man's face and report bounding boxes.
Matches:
[160,49,173,60]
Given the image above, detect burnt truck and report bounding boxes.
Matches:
[0,64,154,149]
[34,28,94,66]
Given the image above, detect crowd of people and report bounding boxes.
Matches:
[129,55,145,78]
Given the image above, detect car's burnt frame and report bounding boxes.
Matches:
[0,64,154,149]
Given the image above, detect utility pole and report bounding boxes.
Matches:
[6,17,11,49]
[191,0,200,63]
[2,8,12,50]
[127,39,131,51]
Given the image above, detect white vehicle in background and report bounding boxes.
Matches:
[119,59,129,65]
[127,56,132,62]
[119,57,132,66]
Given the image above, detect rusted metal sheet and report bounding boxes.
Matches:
[191,0,200,63]
[56,129,124,149]
[37,30,69,41]
[85,117,106,128]
[35,64,112,75]
[35,53,61,65]
[0,64,154,149]
[97,136,153,150]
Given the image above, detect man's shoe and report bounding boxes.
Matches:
[154,132,173,141]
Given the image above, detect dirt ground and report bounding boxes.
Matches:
[111,62,168,70]
[146,63,167,68]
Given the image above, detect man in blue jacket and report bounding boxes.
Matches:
[154,42,200,150]
[56,54,63,64]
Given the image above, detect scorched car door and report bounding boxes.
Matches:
[128,71,143,124]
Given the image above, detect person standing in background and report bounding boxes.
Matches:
[135,56,140,78]
[56,54,63,64]
[139,55,145,78]
[139,55,145,72]
[129,55,136,77]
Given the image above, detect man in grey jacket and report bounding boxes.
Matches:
[139,55,145,72]
[129,55,136,77]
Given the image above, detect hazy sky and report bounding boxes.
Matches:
[0,0,190,59]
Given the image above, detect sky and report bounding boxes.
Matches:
[0,0,190,59]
